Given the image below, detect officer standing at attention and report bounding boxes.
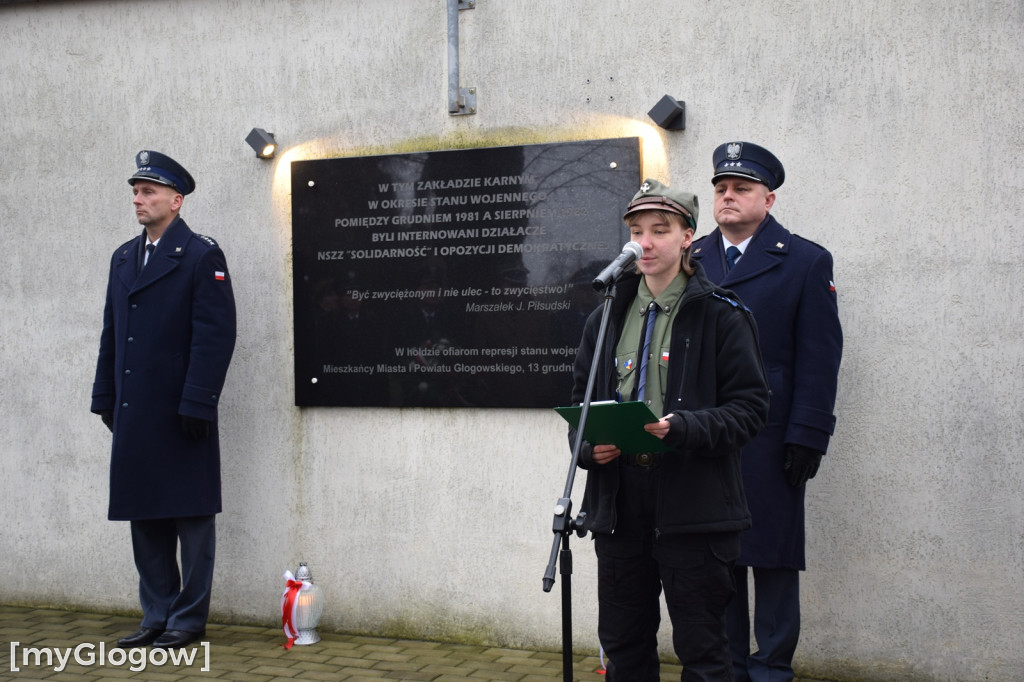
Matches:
[91,151,237,649]
[570,179,770,680]
[692,142,843,681]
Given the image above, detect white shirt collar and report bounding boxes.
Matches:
[721,234,752,254]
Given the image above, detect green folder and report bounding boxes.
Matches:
[554,401,671,454]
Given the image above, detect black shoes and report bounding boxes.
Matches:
[116,626,206,649]
[152,629,205,649]
[116,627,163,647]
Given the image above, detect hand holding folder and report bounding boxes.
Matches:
[555,401,671,454]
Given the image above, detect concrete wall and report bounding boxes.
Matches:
[1,1,1021,680]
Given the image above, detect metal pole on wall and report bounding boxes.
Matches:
[447,0,477,116]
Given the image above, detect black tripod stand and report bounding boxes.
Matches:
[543,281,618,682]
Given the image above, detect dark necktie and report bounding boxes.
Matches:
[637,303,657,402]
[726,245,741,271]
[144,243,155,268]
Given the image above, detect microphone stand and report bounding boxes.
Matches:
[543,279,617,682]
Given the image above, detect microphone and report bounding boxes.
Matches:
[592,242,643,291]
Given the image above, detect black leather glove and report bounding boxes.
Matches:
[180,415,211,440]
[783,445,822,488]
[99,411,114,433]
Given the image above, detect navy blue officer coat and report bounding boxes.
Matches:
[91,216,236,521]
[692,214,842,570]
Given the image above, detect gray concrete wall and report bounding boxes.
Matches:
[1,1,1021,680]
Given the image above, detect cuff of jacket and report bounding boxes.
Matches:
[90,384,114,414]
[576,439,596,469]
[663,412,687,448]
[179,383,222,421]
[785,405,836,453]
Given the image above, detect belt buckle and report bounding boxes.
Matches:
[634,452,655,467]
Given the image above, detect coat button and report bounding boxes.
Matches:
[128,337,134,342]
[121,402,128,408]
[124,370,131,375]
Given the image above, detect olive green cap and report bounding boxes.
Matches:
[623,178,698,230]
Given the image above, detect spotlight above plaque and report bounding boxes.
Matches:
[648,95,686,131]
[246,128,278,159]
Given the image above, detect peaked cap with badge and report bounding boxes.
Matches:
[711,141,785,191]
[623,178,699,230]
[129,150,196,195]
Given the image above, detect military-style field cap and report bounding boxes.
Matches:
[623,178,698,230]
[711,141,785,191]
[128,150,195,195]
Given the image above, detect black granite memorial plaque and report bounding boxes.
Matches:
[291,137,641,407]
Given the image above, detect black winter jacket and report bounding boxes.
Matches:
[570,263,770,536]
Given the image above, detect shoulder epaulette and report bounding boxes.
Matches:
[791,233,829,252]
[194,233,219,248]
[712,291,751,312]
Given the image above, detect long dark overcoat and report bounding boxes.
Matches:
[91,216,236,521]
[692,214,842,569]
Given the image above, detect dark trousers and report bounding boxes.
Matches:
[594,466,739,681]
[725,566,800,682]
[130,515,216,632]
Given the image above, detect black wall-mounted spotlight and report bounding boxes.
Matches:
[245,128,278,159]
[648,95,686,131]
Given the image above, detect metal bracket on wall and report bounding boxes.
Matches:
[447,0,476,116]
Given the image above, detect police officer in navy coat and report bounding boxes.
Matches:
[91,151,236,650]
[692,142,842,682]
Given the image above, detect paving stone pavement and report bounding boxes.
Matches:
[0,605,683,681]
